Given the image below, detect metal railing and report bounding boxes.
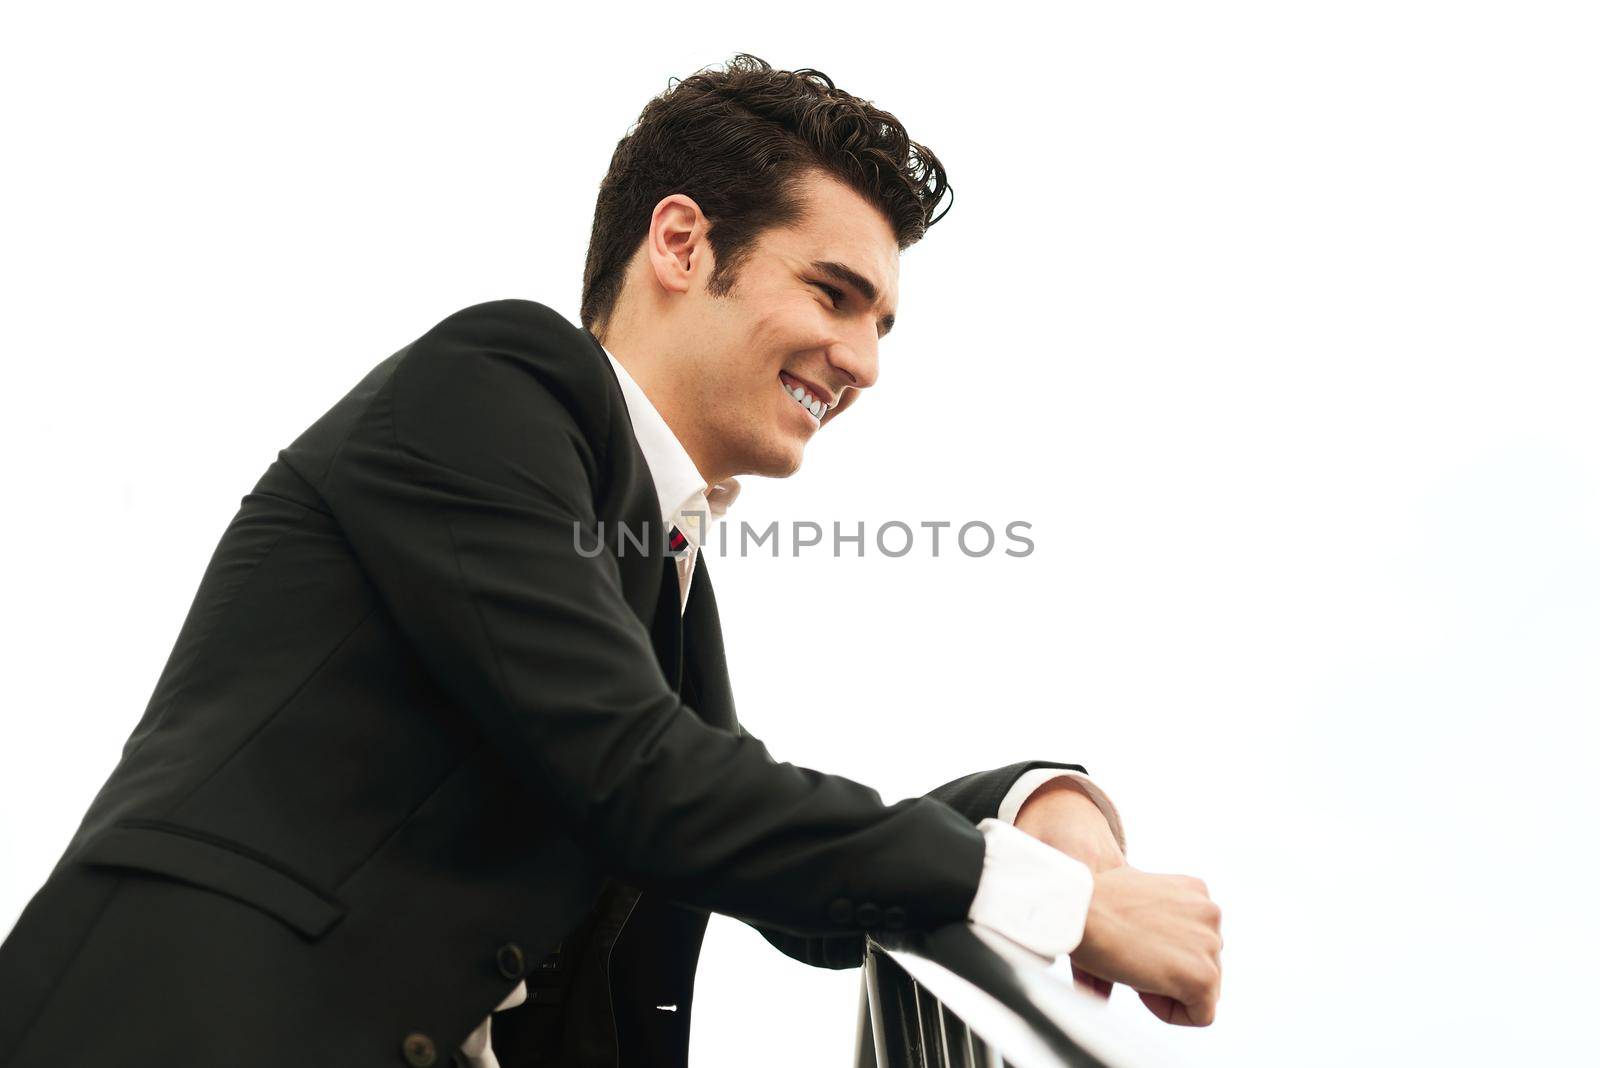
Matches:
[854,923,1172,1068]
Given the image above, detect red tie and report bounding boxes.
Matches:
[668,526,688,553]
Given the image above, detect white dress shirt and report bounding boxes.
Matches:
[459,347,1126,1067]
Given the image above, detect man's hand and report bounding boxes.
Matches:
[1073,867,1223,1026]
[1014,780,1125,999]
[1013,779,1223,1025]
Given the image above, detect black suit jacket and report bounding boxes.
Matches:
[0,299,1085,1067]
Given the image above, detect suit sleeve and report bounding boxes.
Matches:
[299,299,985,939]
[746,756,1089,969]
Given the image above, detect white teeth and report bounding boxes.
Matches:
[780,376,827,419]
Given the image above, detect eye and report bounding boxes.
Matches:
[811,281,846,309]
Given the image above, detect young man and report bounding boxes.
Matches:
[0,55,1219,1067]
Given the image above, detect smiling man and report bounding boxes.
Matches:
[0,55,1220,1067]
[593,171,894,479]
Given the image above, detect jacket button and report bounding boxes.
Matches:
[827,897,854,925]
[883,906,908,930]
[401,1032,436,1067]
[496,942,526,979]
[854,902,881,928]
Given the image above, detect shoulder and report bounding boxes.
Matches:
[396,298,614,449]
[421,298,591,350]
[411,298,609,399]
[362,299,618,504]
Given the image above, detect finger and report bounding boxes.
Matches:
[1138,990,1212,1027]
[1138,990,1173,1022]
[1070,962,1111,1000]
[1138,991,1187,1025]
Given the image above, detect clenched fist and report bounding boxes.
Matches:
[1072,867,1223,1026]
[1013,778,1222,1023]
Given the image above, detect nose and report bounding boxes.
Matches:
[826,333,879,393]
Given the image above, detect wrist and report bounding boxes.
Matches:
[1015,778,1100,834]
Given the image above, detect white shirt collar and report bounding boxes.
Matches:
[601,344,740,549]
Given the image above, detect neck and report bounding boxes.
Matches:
[591,324,726,486]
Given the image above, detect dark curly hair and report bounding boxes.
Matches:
[580,53,952,337]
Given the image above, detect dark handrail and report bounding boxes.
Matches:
[855,923,1169,1068]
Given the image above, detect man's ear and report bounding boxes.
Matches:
[645,193,710,297]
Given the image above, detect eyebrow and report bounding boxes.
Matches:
[810,259,896,338]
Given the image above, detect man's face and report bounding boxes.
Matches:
[672,171,900,481]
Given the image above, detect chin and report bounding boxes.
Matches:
[737,436,806,479]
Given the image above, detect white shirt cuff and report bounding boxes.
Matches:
[966,817,1095,958]
[996,769,1127,855]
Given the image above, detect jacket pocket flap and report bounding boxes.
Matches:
[78,821,345,940]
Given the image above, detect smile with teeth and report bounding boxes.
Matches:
[778,371,832,420]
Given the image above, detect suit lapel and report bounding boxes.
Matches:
[584,325,727,721]
[587,328,685,690]
[651,539,683,693]
[680,555,736,732]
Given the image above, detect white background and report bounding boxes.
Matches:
[3,3,1597,1064]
